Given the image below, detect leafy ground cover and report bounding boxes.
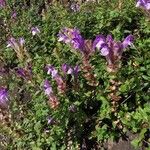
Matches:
[0,0,150,149]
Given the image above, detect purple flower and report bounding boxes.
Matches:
[58,33,69,43]
[11,11,17,19]
[7,37,25,50]
[7,37,17,49]
[71,30,84,50]
[31,27,40,36]
[93,34,134,72]
[122,35,134,49]
[44,80,53,96]
[58,28,85,51]
[61,64,79,77]
[58,28,70,43]
[136,0,150,10]
[94,34,134,58]
[46,65,58,78]
[47,117,53,124]
[46,65,66,93]
[19,37,25,47]
[71,36,84,50]
[101,46,109,56]
[93,35,105,50]
[43,80,60,109]
[61,64,73,75]
[0,0,6,7]
[58,28,97,57]
[0,87,8,108]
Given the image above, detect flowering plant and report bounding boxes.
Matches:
[0,1,149,149]
[93,34,134,72]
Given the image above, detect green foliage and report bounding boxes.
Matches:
[0,0,150,149]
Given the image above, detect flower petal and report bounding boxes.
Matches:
[93,35,105,49]
[122,35,134,49]
[101,46,109,56]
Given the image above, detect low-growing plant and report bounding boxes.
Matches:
[0,0,150,149]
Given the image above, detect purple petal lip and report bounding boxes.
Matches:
[93,35,106,49]
[7,37,16,48]
[67,68,73,74]
[61,64,79,77]
[0,87,8,106]
[31,27,40,36]
[44,80,53,96]
[19,37,25,46]
[58,33,70,43]
[101,46,109,56]
[122,35,134,49]
[46,65,58,78]
[7,37,25,49]
[58,27,85,51]
[71,37,84,50]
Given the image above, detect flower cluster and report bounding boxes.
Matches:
[44,80,59,109]
[61,64,79,80]
[46,64,79,93]
[93,34,134,72]
[58,28,98,86]
[136,0,150,11]
[58,28,95,58]
[7,37,28,61]
[44,63,80,108]
[58,28,84,50]
[7,37,25,50]
[7,27,40,58]
[0,0,6,7]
